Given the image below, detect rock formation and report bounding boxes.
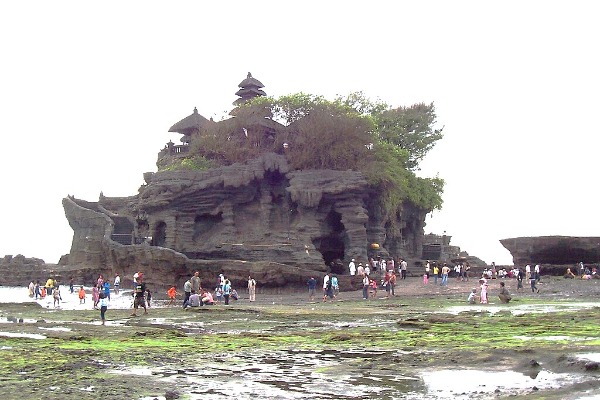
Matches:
[500,236,600,273]
[61,151,429,292]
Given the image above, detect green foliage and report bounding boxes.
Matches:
[375,102,444,170]
[159,155,215,172]
[184,91,444,214]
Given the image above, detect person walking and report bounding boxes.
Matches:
[114,273,121,295]
[530,274,540,293]
[223,279,232,305]
[183,278,192,308]
[307,277,317,301]
[99,292,108,325]
[362,274,370,300]
[248,276,256,302]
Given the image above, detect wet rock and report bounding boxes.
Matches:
[165,389,180,399]
[532,386,539,391]
[585,362,599,371]
[529,359,540,367]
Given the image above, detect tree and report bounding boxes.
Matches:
[375,102,444,170]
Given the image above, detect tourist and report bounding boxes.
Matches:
[103,280,111,301]
[322,273,330,298]
[223,278,232,305]
[231,288,239,301]
[114,273,121,295]
[357,263,365,276]
[400,259,408,279]
[530,274,540,293]
[534,264,541,282]
[441,263,450,286]
[433,264,439,285]
[130,277,147,316]
[146,288,152,308]
[479,279,488,304]
[186,290,200,308]
[423,273,428,285]
[467,288,477,304]
[214,286,224,302]
[364,264,371,276]
[323,276,334,302]
[248,276,256,301]
[370,278,378,298]
[201,289,214,306]
[307,277,317,301]
[167,286,178,306]
[69,277,74,294]
[92,285,100,309]
[362,274,370,299]
[498,281,512,303]
[331,275,339,297]
[349,259,356,276]
[97,274,104,288]
[98,292,108,325]
[425,261,431,280]
[525,264,531,280]
[388,258,395,272]
[191,271,202,294]
[45,276,55,296]
[28,281,34,298]
[183,278,192,308]
[78,286,86,304]
[564,268,576,279]
[516,268,524,291]
[388,270,396,296]
[53,286,61,308]
[34,281,41,300]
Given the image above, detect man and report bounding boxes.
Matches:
[322,273,330,298]
[307,277,317,301]
[362,274,370,299]
[400,259,408,280]
[498,281,512,303]
[187,290,200,308]
[114,273,121,295]
[130,277,147,316]
[441,263,450,286]
[183,278,192,308]
[349,259,356,276]
[248,276,256,302]
[190,271,201,294]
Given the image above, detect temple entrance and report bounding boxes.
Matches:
[312,209,347,272]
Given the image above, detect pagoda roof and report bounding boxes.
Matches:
[168,107,211,135]
[238,72,264,89]
[235,87,267,98]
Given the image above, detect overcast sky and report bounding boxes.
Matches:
[1,1,598,266]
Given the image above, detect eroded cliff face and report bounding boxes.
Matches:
[62,153,429,290]
[500,236,600,267]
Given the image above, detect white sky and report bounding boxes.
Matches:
[1,1,598,266]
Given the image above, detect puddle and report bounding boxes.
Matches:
[444,302,600,316]
[513,335,598,342]
[39,326,72,332]
[0,331,46,339]
[109,348,586,400]
[576,353,600,363]
[419,369,582,399]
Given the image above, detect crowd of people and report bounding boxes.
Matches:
[26,257,599,326]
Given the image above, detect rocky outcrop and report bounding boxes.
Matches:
[500,236,600,266]
[59,153,430,292]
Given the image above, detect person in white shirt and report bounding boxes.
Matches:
[349,259,356,276]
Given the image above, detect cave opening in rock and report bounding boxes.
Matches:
[312,210,347,272]
[193,213,223,242]
[153,221,167,247]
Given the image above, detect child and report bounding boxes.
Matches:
[371,278,378,298]
[99,292,108,325]
[167,286,178,306]
[479,279,488,304]
[423,273,429,285]
[214,287,224,303]
[467,288,477,304]
[146,289,152,308]
[92,285,99,309]
[78,286,86,304]
[53,286,61,308]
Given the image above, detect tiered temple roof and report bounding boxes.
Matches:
[234,72,266,105]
